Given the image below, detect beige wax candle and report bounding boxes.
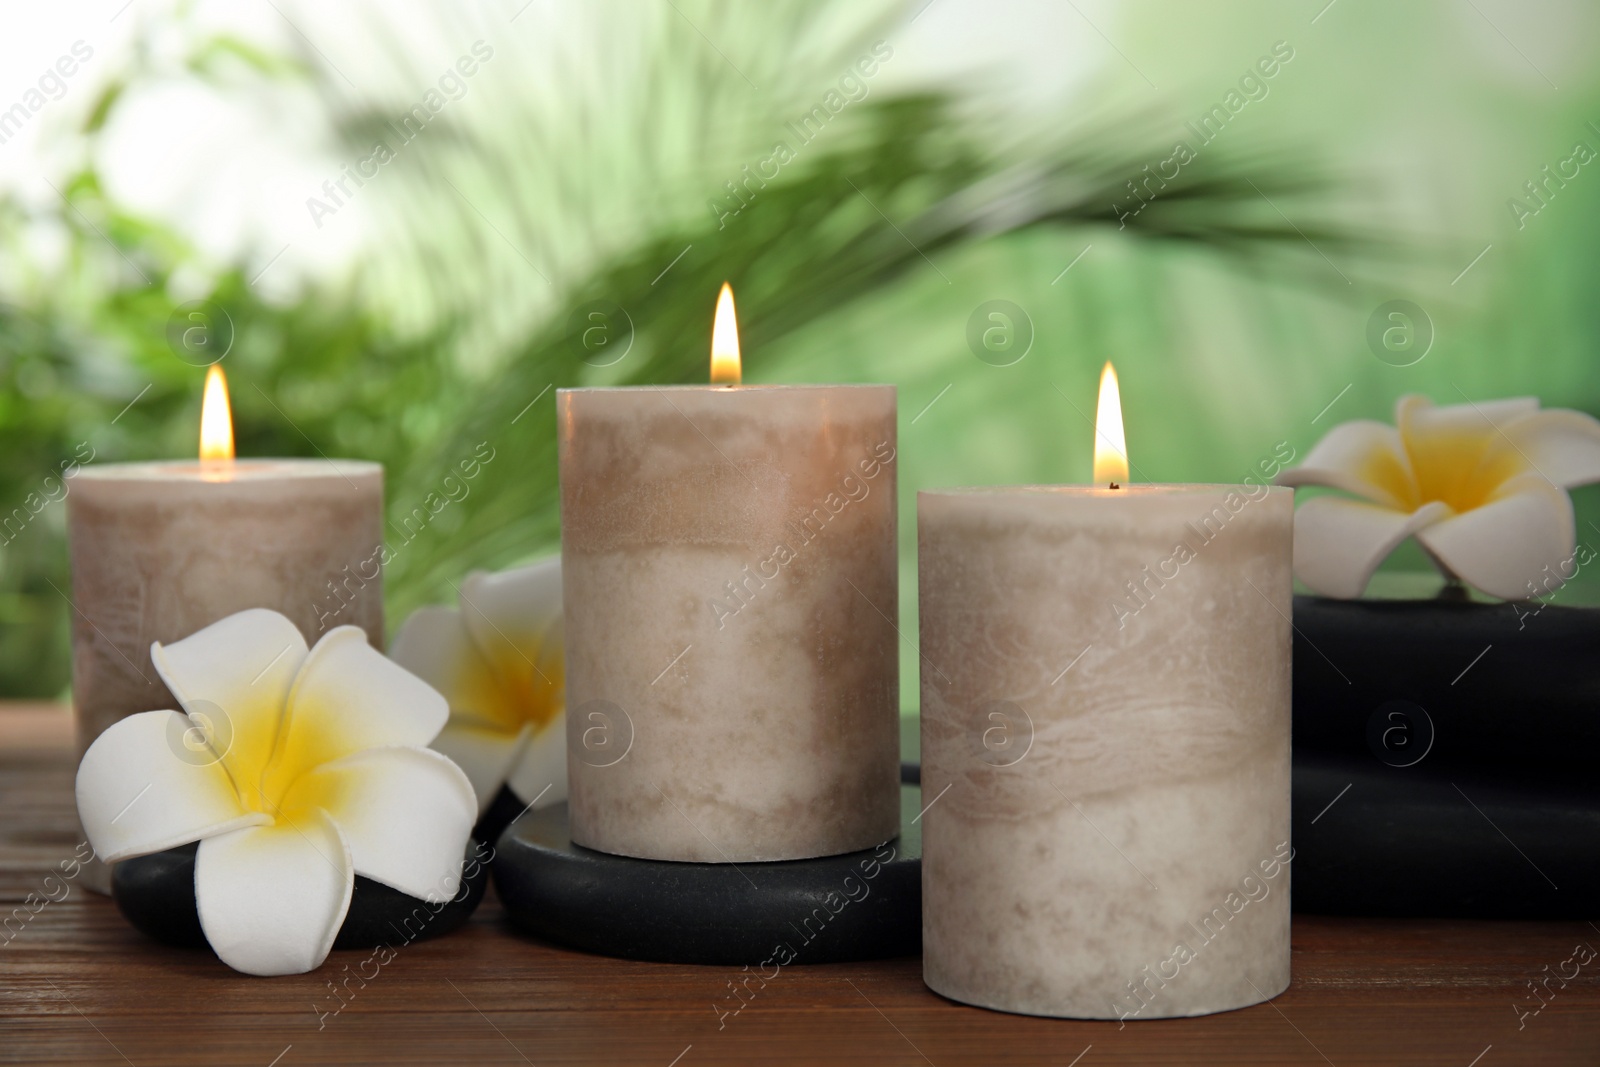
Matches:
[558,378,901,862]
[918,482,1293,1018]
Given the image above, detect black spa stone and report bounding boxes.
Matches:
[475,784,530,847]
[1291,752,1600,918]
[111,838,490,952]
[1292,593,1600,775]
[1289,591,1600,918]
[493,774,923,965]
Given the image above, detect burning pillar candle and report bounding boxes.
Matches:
[66,367,384,876]
[559,284,900,862]
[919,363,1293,1019]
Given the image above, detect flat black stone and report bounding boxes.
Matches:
[494,779,921,965]
[112,839,490,952]
[1291,752,1600,918]
[1292,594,1600,776]
[1289,593,1600,917]
[476,785,531,847]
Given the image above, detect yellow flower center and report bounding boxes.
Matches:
[206,694,353,827]
[1362,427,1526,514]
[448,630,565,737]
[483,637,565,734]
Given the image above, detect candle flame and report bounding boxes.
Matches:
[1092,361,1128,487]
[200,365,235,462]
[710,282,741,385]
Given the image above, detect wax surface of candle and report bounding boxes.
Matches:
[918,484,1293,1018]
[66,459,385,748]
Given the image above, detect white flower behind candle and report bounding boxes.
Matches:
[75,609,474,976]
[392,557,567,816]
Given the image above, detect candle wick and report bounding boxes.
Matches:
[1108,482,1121,490]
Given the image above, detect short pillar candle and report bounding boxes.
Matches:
[558,384,901,863]
[918,484,1293,1019]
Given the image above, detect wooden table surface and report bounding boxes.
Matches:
[3,702,1596,1066]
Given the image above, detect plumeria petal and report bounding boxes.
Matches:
[1416,475,1575,600]
[1397,394,1539,438]
[1498,409,1600,489]
[195,813,352,976]
[505,721,568,809]
[1290,497,1453,599]
[266,627,449,800]
[1274,420,1416,510]
[290,747,475,902]
[431,721,533,815]
[391,605,521,728]
[459,558,564,647]
[76,710,267,863]
[150,609,309,795]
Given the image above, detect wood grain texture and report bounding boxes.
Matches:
[3,703,1596,1066]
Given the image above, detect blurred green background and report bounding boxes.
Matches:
[1,0,1597,704]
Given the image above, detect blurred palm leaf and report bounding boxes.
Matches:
[276,0,1370,618]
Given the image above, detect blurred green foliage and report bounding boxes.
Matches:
[1,0,1596,701]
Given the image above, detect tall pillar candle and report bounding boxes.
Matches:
[66,459,385,756]
[918,484,1293,1018]
[558,384,900,862]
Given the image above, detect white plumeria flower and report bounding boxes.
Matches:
[75,609,475,977]
[1276,394,1600,599]
[391,557,566,817]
